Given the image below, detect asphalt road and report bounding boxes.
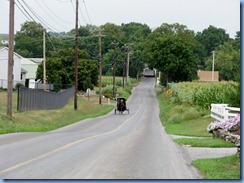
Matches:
[0,77,202,179]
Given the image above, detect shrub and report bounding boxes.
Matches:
[102,85,117,99]
[15,83,25,90]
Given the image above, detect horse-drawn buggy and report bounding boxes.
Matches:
[114,97,129,114]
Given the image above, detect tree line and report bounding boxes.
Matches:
[13,21,240,90]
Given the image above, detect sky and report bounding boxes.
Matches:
[0,0,241,38]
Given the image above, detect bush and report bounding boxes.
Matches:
[15,83,25,90]
[102,85,117,99]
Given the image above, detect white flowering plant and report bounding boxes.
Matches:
[207,114,240,135]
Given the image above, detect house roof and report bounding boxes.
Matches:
[21,58,37,65]
[0,47,22,59]
[29,58,43,63]
[21,68,28,73]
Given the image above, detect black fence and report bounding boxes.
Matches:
[17,86,75,112]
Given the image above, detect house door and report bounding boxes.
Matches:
[25,79,29,88]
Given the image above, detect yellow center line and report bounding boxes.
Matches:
[0,103,142,175]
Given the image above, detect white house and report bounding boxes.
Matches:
[21,58,38,88]
[0,47,23,88]
[0,47,38,89]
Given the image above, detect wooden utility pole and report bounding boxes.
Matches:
[211,50,216,82]
[98,30,102,104]
[112,41,118,97]
[125,45,130,84]
[7,0,14,117]
[43,29,46,91]
[74,0,79,110]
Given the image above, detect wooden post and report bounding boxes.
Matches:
[7,0,14,117]
[43,29,46,91]
[98,30,102,105]
[74,0,79,110]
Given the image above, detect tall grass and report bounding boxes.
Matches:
[170,81,240,109]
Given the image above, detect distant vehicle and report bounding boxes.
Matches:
[143,68,155,77]
[115,97,129,114]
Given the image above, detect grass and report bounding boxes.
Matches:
[192,155,240,179]
[0,77,138,134]
[0,92,114,134]
[157,90,211,137]
[166,117,212,137]
[156,86,240,179]
[174,138,236,148]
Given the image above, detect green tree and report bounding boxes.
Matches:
[36,48,99,91]
[14,21,64,58]
[195,25,230,69]
[205,41,240,81]
[121,22,151,79]
[15,21,44,57]
[143,23,198,86]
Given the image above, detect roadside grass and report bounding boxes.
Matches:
[174,138,236,148]
[192,155,240,179]
[156,87,240,179]
[157,90,211,137]
[166,117,212,137]
[0,92,114,134]
[156,89,238,147]
[0,77,138,134]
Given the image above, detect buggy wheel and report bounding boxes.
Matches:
[115,109,116,114]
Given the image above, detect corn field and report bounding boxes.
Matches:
[169,81,240,109]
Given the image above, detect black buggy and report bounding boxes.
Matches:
[114,97,129,114]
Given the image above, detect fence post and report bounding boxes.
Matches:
[17,86,19,111]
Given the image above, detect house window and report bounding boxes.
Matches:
[21,74,23,80]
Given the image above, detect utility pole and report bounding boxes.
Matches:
[98,29,102,104]
[112,41,118,97]
[122,51,126,89]
[74,0,79,110]
[125,45,130,84]
[122,44,129,89]
[43,28,46,91]
[7,0,14,117]
[211,50,216,82]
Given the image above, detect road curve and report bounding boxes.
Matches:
[0,77,202,179]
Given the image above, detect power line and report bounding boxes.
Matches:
[15,1,32,21]
[16,0,36,22]
[16,0,68,50]
[20,0,59,32]
[83,0,92,25]
[40,0,74,24]
[78,2,88,25]
[34,0,70,31]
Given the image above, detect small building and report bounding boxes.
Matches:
[0,47,38,89]
[197,70,219,82]
[21,58,38,88]
[0,47,23,88]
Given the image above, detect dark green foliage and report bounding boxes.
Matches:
[14,21,240,85]
[15,83,25,90]
[196,25,230,56]
[83,77,93,91]
[36,48,99,91]
[143,23,198,86]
